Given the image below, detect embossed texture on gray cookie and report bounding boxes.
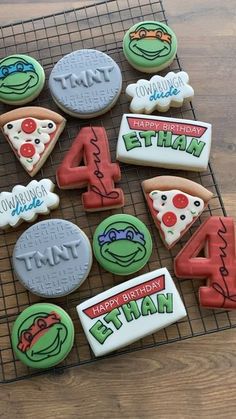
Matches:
[12,219,92,298]
[49,49,122,117]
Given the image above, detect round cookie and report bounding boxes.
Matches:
[93,214,153,275]
[0,54,45,105]
[49,49,122,118]
[12,303,74,369]
[13,219,92,298]
[123,21,177,73]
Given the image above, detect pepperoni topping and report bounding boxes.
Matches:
[172,193,189,209]
[21,118,37,134]
[20,143,36,158]
[162,211,177,227]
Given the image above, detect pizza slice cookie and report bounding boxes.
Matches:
[142,176,213,248]
[0,107,66,176]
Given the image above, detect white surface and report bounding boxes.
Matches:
[77,268,186,357]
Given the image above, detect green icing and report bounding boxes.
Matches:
[93,214,153,276]
[123,21,177,71]
[11,303,74,369]
[0,54,45,104]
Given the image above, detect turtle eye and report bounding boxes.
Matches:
[139,29,147,38]
[23,331,33,343]
[180,215,186,220]
[156,30,162,39]
[194,200,201,207]
[109,230,117,241]
[37,318,47,330]
[126,229,134,240]
[2,66,9,77]
[16,62,24,72]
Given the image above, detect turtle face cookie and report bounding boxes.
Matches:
[0,55,45,105]
[126,71,194,113]
[13,219,93,298]
[0,179,59,229]
[0,107,66,176]
[93,214,153,276]
[49,49,122,118]
[123,21,177,73]
[12,303,74,369]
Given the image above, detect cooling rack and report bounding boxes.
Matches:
[0,0,235,383]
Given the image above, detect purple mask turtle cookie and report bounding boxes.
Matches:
[12,219,92,298]
[49,49,122,118]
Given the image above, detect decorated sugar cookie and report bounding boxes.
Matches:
[126,71,194,113]
[123,21,177,73]
[49,49,122,118]
[93,214,153,276]
[0,54,45,105]
[77,268,186,356]
[142,176,213,248]
[0,179,59,229]
[12,303,74,369]
[0,107,66,176]
[175,217,236,310]
[13,219,93,298]
[116,114,212,172]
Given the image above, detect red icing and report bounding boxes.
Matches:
[173,193,189,209]
[21,118,37,134]
[162,211,177,227]
[17,311,61,353]
[174,216,236,309]
[56,126,124,211]
[20,143,36,158]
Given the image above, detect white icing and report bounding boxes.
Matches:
[0,179,59,228]
[149,189,204,246]
[126,71,194,113]
[116,114,212,172]
[77,268,186,357]
[3,118,57,172]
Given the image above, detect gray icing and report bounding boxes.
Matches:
[13,219,92,298]
[49,49,122,117]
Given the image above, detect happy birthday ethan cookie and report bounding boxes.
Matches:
[126,71,194,113]
[77,268,186,356]
[12,303,74,369]
[13,219,92,298]
[116,114,212,172]
[49,49,122,118]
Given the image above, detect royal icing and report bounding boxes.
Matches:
[116,114,212,172]
[175,216,236,310]
[92,214,153,276]
[77,268,186,356]
[126,71,194,113]
[56,126,124,212]
[149,189,204,246]
[0,179,59,228]
[12,303,74,369]
[13,219,93,298]
[3,118,56,172]
[123,21,177,73]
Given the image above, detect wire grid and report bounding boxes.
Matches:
[0,0,235,383]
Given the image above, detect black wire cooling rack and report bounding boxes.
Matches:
[0,0,235,383]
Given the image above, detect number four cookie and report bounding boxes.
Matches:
[0,107,66,176]
[142,176,213,248]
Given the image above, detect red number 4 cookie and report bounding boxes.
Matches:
[174,216,236,309]
[56,126,124,212]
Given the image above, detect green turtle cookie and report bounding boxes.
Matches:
[0,54,45,105]
[123,21,177,73]
[93,214,153,275]
[12,303,74,369]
